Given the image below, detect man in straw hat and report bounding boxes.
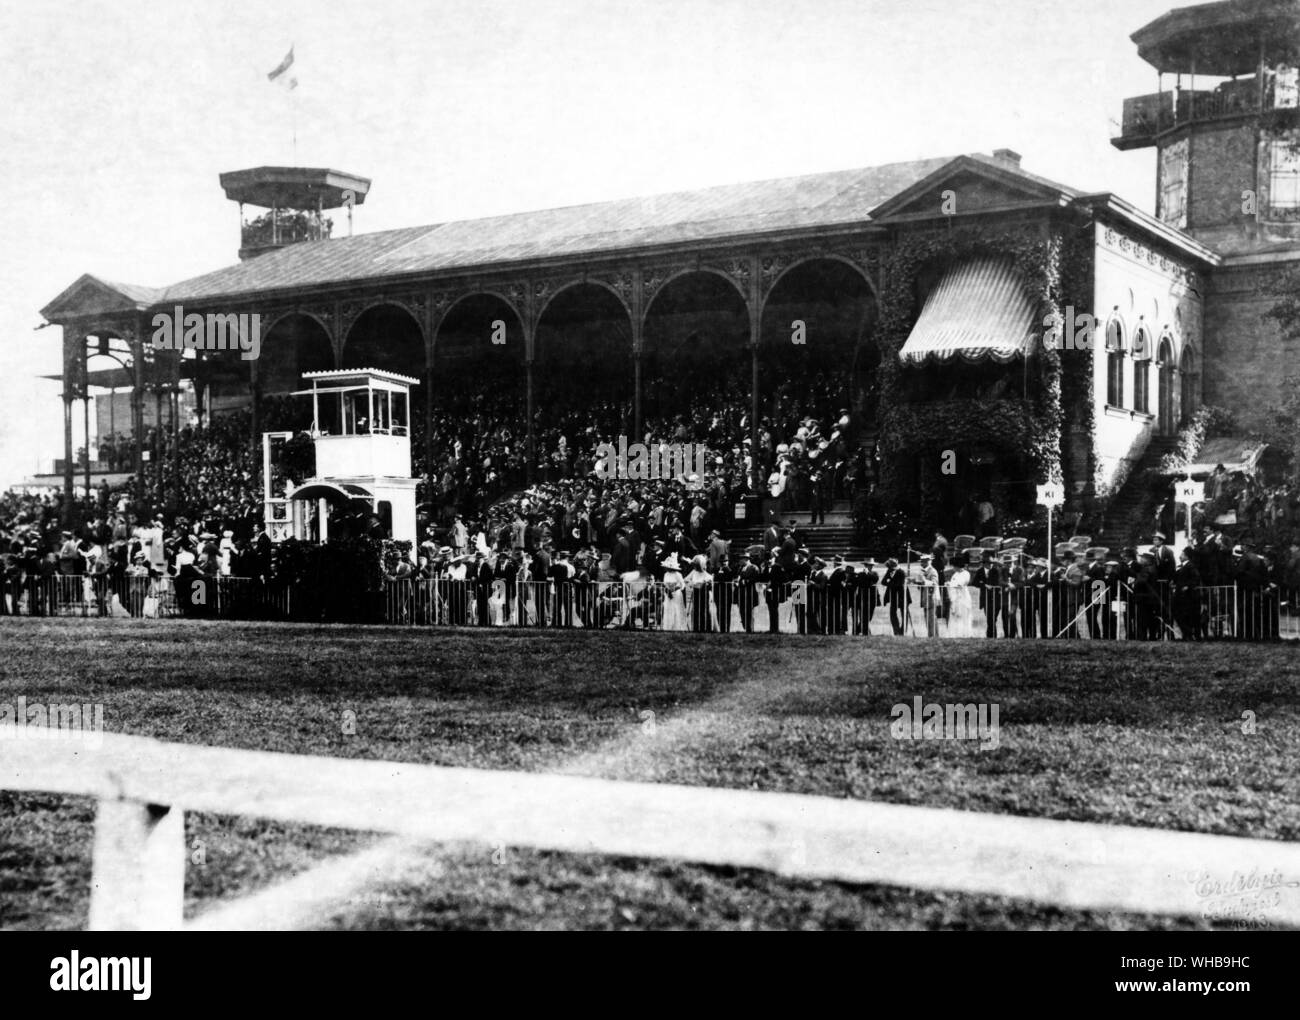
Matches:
[1051,548,1084,639]
[917,553,940,637]
[1021,555,1048,638]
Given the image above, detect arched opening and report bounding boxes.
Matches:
[758,257,876,508]
[259,313,334,395]
[342,304,425,377]
[342,303,427,492]
[289,482,386,543]
[1105,318,1126,407]
[434,293,525,410]
[641,270,749,454]
[427,293,526,518]
[636,270,751,504]
[1132,326,1152,415]
[534,282,633,480]
[1180,346,1199,424]
[1157,335,1175,434]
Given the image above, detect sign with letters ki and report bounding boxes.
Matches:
[1175,480,1203,505]
[1036,483,1064,507]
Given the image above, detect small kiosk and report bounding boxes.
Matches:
[264,368,419,554]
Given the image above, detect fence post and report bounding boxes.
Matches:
[88,799,185,931]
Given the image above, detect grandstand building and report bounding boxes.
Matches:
[37,0,1300,537]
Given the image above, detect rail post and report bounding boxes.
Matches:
[88,798,185,931]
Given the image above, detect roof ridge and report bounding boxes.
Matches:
[141,153,965,304]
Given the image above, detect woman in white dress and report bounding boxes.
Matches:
[947,553,974,638]
[660,553,688,631]
[684,555,714,632]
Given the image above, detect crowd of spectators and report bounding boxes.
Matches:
[0,496,285,617]
[11,351,1300,638]
[417,369,865,531]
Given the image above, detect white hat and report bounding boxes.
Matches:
[661,553,682,571]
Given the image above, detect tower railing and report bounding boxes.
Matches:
[1114,81,1266,144]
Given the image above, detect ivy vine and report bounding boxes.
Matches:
[873,225,1092,518]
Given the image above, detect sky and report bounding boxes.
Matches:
[0,0,1180,489]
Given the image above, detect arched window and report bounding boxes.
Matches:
[1180,347,1198,424]
[1157,335,1175,433]
[1132,326,1151,414]
[1105,318,1125,407]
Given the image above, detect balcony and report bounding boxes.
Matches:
[239,209,334,258]
[1112,78,1265,149]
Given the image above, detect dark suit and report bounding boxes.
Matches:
[1172,560,1201,640]
[1003,563,1023,638]
[475,559,494,625]
[610,536,634,577]
[1051,564,1084,639]
[883,567,908,635]
[1085,561,1107,639]
[827,566,849,634]
[531,549,552,627]
[974,561,1004,638]
[858,567,881,635]
[763,561,787,633]
[1152,543,1176,583]
[1023,566,1048,637]
[1233,553,1269,639]
[713,562,736,633]
[1101,566,1124,640]
[1118,558,1139,639]
[573,562,595,628]
[737,561,760,632]
[932,543,950,620]
[807,569,829,634]
[550,560,572,627]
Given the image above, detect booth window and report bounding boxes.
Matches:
[1268,139,1300,212]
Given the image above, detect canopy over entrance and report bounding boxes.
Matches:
[899,258,1037,365]
[1181,437,1268,476]
[287,480,374,504]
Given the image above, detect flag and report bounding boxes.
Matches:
[267,45,297,90]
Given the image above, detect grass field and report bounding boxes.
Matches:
[2,618,1298,930]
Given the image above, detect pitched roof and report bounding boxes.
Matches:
[40,273,166,320]
[866,152,1084,221]
[160,155,958,303]
[93,277,166,307]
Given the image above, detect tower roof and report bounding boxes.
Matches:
[1132,0,1300,75]
[218,167,371,210]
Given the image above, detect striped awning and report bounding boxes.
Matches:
[287,480,374,504]
[899,258,1037,365]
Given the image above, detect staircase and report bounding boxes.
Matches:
[726,501,873,561]
[1094,435,1181,551]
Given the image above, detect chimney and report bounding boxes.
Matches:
[992,148,1022,166]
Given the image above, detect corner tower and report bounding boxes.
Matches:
[1111,0,1300,255]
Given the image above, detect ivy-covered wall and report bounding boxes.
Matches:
[873,221,1095,528]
